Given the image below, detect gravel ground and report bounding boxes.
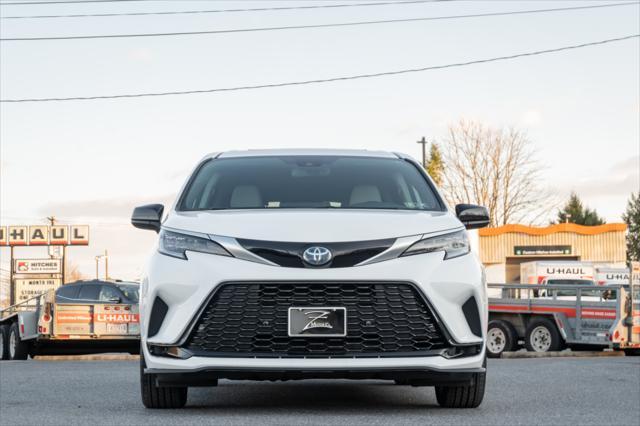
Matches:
[1,357,638,425]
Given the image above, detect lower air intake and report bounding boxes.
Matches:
[183,282,449,358]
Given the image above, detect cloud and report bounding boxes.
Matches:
[610,155,640,175]
[558,155,639,198]
[37,194,176,221]
[521,110,542,126]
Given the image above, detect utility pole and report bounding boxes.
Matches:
[95,250,109,281]
[47,215,66,283]
[9,245,14,305]
[104,249,109,281]
[417,136,428,167]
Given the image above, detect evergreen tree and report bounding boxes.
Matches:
[426,143,445,186]
[556,192,605,225]
[622,192,640,262]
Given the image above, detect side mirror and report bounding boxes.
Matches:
[455,204,490,229]
[131,204,164,232]
[108,296,122,304]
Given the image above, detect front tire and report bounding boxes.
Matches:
[435,358,486,408]
[8,322,29,360]
[0,324,9,360]
[623,348,640,356]
[524,318,562,353]
[140,352,188,409]
[486,320,517,358]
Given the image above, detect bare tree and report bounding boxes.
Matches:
[64,261,86,283]
[440,120,549,227]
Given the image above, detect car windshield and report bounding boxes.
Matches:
[116,284,139,303]
[179,156,443,211]
[545,279,598,298]
[546,279,594,285]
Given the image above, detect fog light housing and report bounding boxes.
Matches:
[148,344,193,360]
[442,344,482,359]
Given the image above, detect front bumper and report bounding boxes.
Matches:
[141,248,487,373]
[147,365,486,387]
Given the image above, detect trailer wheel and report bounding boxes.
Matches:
[0,324,9,360]
[486,320,517,358]
[435,356,486,408]
[524,318,561,353]
[140,351,187,409]
[8,322,29,360]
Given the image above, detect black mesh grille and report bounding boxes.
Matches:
[183,282,449,357]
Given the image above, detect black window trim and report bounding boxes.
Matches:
[176,155,447,213]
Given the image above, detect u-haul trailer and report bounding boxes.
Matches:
[0,291,139,360]
[486,280,640,357]
[520,260,595,284]
[596,267,630,285]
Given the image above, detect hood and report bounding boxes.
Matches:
[163,209,462,242]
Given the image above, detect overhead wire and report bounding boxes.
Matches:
[0,0,299,5]
[2,34,637,103]
[2,1,443,19]
[1,2,637,41]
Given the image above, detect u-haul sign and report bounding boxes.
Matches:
[0,225,89,246]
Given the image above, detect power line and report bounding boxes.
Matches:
[2,1,440,19]
[2,34,636,103]
[1,2,637,41]
[0,0,264,5]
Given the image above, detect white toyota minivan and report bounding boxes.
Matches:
[132,149,490,409]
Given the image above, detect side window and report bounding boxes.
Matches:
[78,285,100,301]
[56,285,80,302]
[99,285,122,303]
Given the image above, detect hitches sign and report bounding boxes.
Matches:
[15,278,62,302]
[0,225,89,246]
[14,259,62,274]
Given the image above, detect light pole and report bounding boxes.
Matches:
[95,250,109,280]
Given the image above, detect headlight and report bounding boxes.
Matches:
[401,230,469,260]
[158,230,231,260]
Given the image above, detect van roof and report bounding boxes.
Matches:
[208,149,403,160]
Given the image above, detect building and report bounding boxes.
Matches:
[478,223,627,283]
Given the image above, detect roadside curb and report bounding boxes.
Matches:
[501,350,625,358]
[33,354,140,361]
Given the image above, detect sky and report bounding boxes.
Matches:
[0,0,639,280]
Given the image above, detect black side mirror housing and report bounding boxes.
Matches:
[131,204,164,232]
[455,204,490,229]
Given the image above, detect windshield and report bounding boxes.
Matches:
[116,284,139,303]
[546,279,594,285]
[178,156,444,211]
[544,279,598,298]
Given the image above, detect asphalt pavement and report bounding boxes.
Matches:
[1,357,638,425]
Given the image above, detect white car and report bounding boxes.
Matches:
[132,149,490,409]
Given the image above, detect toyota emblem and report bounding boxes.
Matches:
[302,246,332,266]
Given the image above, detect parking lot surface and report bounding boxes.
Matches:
[1,357,638,425]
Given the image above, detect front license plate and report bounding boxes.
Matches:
[288,307,347,337]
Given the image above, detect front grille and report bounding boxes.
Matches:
[236,239,394,268]
[183,282,449,357]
